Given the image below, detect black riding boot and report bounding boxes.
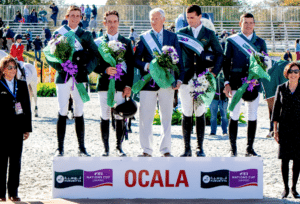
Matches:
[116,120,127,157]
[55,113,67,156]
[246,120,260,157]
[75,116,90,157]
[196,114,206,157]
[180,115,192,157]
[229,118,238,157]
[100,118,110,156]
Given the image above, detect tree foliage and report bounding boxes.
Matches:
[106,0,155,5]
[0,0,53,5]
[281,0,300,6]
[150,0,238,6]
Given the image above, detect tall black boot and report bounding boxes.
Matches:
[180,115,192,157]
[246,120,260,157]
[291,160,300,198]
[196,114,206,157]
[116,120,127,157]
[100,118,110,156]
[229,118,238,157]
[55,113,67,156]
[75,116,90,157]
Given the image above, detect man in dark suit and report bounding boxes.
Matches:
[93,10,134,157]
[46,5,103,157]
[223,13,267,157]
[177,5,223,157]
[134,8,184,157]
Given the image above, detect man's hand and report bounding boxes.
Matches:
[172,80,182,90]
[23,132,30,140]
[106,67,117,76]
[123,87,131,98]
[146,63,150,70]
[224,84,232,98]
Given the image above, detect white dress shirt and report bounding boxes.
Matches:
[5,78,14,94]
[192,24,203,38]
[15,43,21,48]
[108,33,119,41]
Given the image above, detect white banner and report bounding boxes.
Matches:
[53,157,263,199]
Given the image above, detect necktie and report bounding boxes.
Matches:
[157,33,161,45]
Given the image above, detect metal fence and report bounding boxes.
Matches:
[2,5,300,22]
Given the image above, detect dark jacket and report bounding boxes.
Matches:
[94,34,134,91]
[223,32,267,90]
[5,28,15,38]
[272,82,300,160]
[33,38,43,50]
[44,28,51,39]
[178,25,224,84]
[81,20,89,30]
[92,7,97,16]
[134,29,184,91]
[46,26,103,84]
[283,52,293,61]
[50,5,58,19]
[0,78,32,134]
[61,19,68,26]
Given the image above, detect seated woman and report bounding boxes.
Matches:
[14,11,22,23]
[0,56,32,202]
[30,9,38,24]
[272,62,300,199]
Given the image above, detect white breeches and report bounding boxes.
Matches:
[229,90,260,121]
[179,84,206,117]
[139,88,174,155]
[98,91,125,120]
[56,78,84,117]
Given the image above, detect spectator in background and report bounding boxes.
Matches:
[14,11,22,23]
[61,16,68,26]
[97,28,103,38]
[23,5,29,23]
[30,9,38,24]
[89,16,97,31]
[80,4,85,16]
[0,27,3,49]
[0,17,5,28]
[220,29,228,39]
[91,28,96,39]
[230,28,235,35]
[38,8,48,23]
[128,27,138,42]
[209,71,228,137]
[81,16,89,30]
[167,24,175,32]
[50,3,59,26]
[43,27,51,46]
[33,35,43,61]
[130,37,136,52]
[284,49,293,62]
[4,27,15,52]
[25,28,33,51]
[92,5,97,19]
[220,32,229,50]
[10,34,24,62]
[85,5,92,21]
[2,28,8,51]
[295,39,300,61]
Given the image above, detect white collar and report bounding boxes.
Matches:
[107,33,119,41]
[70,26,79,32]
[152,29,163,36]
[5,77,14,84]
[242,32,253,41]
[191,23,202,32]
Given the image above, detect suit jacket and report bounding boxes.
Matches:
[134,29,184,91]
[93,34,134,92]
[46,26,103,84]
[178,25,224,84]
[223,32,267,90]
[0,78,32,134]
[10,44,24,61]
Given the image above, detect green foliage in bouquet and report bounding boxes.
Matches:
[37,83,57,97]
[53,35,74,63]
[102,41,126,64]
[153,50,179,75]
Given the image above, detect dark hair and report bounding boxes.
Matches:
[131,28,134,32]
[186,4,202,16]
[103,10,119,22]
[295,39,300,47]
[0,56,18,79]
[240,13,255,23]
[284,62,300,79]
[100,28,103,32]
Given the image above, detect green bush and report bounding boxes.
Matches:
[153,108,246,125]
[37,83,57,97]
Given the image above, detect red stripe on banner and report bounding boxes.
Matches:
[86,183,113,188]
[232,183,258,188]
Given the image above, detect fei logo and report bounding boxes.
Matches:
[201,169,258,189]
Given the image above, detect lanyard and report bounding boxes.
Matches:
[0,79,17,99]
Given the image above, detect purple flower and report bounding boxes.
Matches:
[262,51,268,56]
[109,63,124,81]
[182,38,188,42]
[247,49,252,54]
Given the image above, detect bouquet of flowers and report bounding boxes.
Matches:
[98,40,126,107]
[132,45,179,93]
[188,69,216,107]
[228,49,271,111]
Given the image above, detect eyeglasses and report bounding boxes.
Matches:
[6,65,17,70]
[288,69,300,74]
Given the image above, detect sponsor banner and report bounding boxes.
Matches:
[53,157,263,199]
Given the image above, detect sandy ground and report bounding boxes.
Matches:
[11,93,300,203]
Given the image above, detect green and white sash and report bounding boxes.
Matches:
[227,33,262,57]
[140,30,162,56]
[94,37,104,47]
[54,25,83,51]
[177,32,204,56]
